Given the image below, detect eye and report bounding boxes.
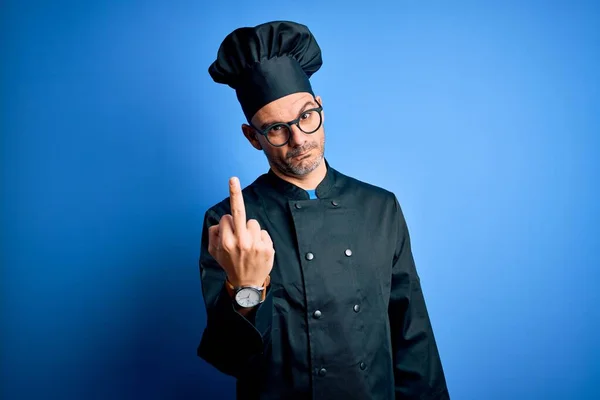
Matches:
[268,125,285,134]
[300,111,312,120]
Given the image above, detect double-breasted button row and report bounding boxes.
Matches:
[312,305,358,319]
[305,248,352,261]
[316,364,363,378]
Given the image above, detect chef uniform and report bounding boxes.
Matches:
[198,21,449,400]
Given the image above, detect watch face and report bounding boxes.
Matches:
[235,288,261,308]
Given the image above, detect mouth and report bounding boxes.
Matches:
[292,149,312,159]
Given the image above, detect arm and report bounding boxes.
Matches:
[197,208,274,378]
[389,195,450,399]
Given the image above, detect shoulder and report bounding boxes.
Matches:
[333,167,408,226]
[334,168,412,241]
[333,167,398,204]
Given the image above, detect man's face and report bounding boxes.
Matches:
[244,92,325,177]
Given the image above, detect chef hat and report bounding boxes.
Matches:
[208,20,323,122]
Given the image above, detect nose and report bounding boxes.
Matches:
[287,124,308,147]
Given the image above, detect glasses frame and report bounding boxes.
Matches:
[251,99,323,147]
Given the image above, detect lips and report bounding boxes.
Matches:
[293,149,312,159]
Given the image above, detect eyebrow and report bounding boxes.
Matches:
[259,100,317,130]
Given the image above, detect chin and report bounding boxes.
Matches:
[288,152,323,176]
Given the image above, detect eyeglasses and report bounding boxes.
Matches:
[251,100,323,147]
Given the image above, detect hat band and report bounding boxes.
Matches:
[236,56,314,122]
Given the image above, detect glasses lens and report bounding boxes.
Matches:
[298,109,322,134]
[266,124,291,146]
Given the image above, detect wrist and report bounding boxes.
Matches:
[227,275,270,288]
[225,275,271,301]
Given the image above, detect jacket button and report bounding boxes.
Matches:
[295,203,302,209]
[359,362,366,370]
[345,249,353,257]
[331,200,339,206]
[353,304,360,313]
[305,252,314,261]
[313,310,322,319]
[318,368,327,377]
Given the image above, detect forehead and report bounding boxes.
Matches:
[251,92,316,125]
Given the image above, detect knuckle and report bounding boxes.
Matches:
[221,236,236,252]
[238,240,252,251]
[247,219,260,229]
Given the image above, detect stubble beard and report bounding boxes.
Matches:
[267,136,325,177]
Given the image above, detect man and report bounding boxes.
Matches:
[198,20,449,399]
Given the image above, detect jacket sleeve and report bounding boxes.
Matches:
[389,195,450,399]
[197,208,274,378]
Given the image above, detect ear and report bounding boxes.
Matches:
[242,124,263,150]
[315,95,324,123]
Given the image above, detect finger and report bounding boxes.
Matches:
[260,229,273,247]
[247,219,261,239]
[208,225,220,254]
[219,214,235,249]
[229,177,247,236]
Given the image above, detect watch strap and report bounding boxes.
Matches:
[225,275,271,302]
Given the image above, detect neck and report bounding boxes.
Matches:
[270,158,327,191]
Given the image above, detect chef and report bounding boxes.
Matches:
[198,20,449,400]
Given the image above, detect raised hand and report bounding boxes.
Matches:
[207,177,274,287]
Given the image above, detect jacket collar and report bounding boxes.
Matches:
[262,158,338,200]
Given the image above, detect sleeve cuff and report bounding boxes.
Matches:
[213,282,274,345]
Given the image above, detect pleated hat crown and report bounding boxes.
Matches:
[208,21,323,122]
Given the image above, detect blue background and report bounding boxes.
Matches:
[2,1,599,399]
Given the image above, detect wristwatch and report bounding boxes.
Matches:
[225,275,271,308]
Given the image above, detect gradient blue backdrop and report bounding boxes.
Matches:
[2,1,599,399]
